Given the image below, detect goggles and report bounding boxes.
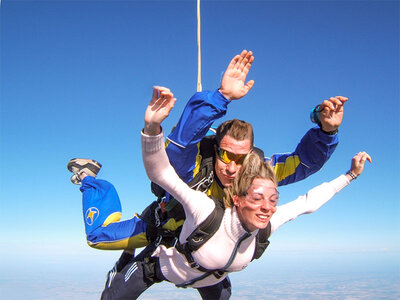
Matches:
[216,147,247,165]
[244,191,280,206]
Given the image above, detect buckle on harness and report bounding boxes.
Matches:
[190,261,200,269]
[154,205,161,228]
[155,235,162,247]
[213,270,225,279]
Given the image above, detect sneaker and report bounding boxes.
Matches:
[67,158,102,185]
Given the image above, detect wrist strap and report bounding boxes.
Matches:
[320,127,339,135]
[346,171,357,180]
[310,105,321,124]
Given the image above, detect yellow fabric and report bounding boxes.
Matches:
[88,233,149,250]
[273,155,301,183]
[192,142,202,179]
[162,218,185,231]
[102,212,122,226]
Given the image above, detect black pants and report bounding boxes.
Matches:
[102,254,164,300]
[101,252,231,300]
[197,277,232,300]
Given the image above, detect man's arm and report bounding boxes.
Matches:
[166,50,255,183]
[268,96,348,186]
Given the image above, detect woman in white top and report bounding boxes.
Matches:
[101,88,371,300]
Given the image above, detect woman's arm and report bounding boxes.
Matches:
[270,152,372,233]
[142,87,215,219]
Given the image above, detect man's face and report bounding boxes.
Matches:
[214,135,252,187]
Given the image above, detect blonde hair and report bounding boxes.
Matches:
[223,151,277,208]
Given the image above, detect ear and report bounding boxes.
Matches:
[233,195,240,207]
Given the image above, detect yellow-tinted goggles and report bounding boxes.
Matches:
[217,147,247,165]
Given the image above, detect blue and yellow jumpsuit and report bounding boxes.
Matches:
[79,90,338,250]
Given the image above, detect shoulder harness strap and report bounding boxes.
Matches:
[252,222,271,261]
[176,199,224,271]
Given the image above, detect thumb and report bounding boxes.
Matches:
[245,80,255,92]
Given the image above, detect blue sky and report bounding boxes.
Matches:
[1,0,399,298]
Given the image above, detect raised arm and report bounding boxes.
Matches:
[166,50,255,182]
[270,152,372,233]
[269,96,348,186]
[142,87,214,216]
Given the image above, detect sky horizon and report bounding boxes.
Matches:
[1,0,399,298]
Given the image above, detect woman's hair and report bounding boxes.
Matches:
[216,119,254,147]
[223,151,277,208]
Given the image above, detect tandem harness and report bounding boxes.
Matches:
[145,134,271,287]
[174,199,271,288]
[145,135,218,245]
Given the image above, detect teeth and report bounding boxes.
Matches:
[257,215,268,220]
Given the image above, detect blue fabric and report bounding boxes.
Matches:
[166,90,338,190]
[81,90,338,249]
[80,176,147,247]
[80,176,122,236]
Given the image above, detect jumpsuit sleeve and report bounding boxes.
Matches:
[166,90,230,184]
[268,127,339,186]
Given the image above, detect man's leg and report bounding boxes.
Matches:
[68,158,149,250]
[196,277,232,300]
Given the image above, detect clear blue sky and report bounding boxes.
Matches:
[1,1,399,299]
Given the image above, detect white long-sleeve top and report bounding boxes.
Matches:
[141,130,350,288]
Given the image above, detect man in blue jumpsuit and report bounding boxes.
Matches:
[68,50,347,298]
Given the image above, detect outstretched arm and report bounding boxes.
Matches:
[270,152,372,233]
[270,96,349,186]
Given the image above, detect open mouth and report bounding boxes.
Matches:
[256,214,269,221]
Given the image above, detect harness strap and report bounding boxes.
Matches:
[176,232,252,288]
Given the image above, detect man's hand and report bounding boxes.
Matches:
[144,86,177,136]
[318,96,348,132]
[219,50,255,100]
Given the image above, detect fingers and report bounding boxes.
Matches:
[335,96,348,103]
[355,151,372,163]
[245,80,255,91]
[150,86,175,110]
[229,50,254,72]
[350,151,372,177]
[319,96,348,111]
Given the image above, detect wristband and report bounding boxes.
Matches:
[320,127,339,135]
[346,171,357,180]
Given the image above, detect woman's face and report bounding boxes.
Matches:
[234,178,279,232]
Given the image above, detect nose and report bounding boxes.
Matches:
[226,161,238,174]
[260,199,276,213]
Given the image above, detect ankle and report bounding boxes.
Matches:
[79,171,89,180]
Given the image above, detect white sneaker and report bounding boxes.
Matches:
[67,158,102,185]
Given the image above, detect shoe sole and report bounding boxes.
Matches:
[67,158,102,175]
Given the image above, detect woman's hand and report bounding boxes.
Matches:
[144,86,177,135]
[346,151,372,181]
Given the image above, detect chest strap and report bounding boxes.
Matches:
[175,231,252,288]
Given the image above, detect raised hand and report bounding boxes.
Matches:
[347,151,372,180]
[318,96,348,132]
[219,50,255,100]
[144,86,177,136]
